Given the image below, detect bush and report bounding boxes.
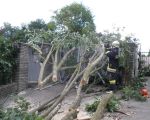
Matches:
[85,96,120,113]
[107,96,120,112]
[0,36,18,85]
[0,96,44,120]
[122,86,147,102]
[132,79,144,90]
[132,90,147,102]
[85,98,100,112]
[122,86,134,100]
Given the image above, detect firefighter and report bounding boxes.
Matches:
[106,41,120,91]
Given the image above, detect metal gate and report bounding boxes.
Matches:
[140,52,150,67]
[28,48,40,83]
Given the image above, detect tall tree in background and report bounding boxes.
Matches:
[28,19,48,31]
[53,3,95,35]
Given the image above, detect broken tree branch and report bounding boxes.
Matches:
[91,92,113,120]
[29,94,60,113]
[45,104,61,120]
[40,66,85,118]
[58,47,76,69]
[38,46,54,86]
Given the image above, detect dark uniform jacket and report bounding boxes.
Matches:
[106,47,119,69]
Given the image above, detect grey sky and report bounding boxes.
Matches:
[0,0,149,51]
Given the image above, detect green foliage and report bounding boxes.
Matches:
[0,22,29,85]
[0,23,26,42]
[53,2,95,34]
[0,36,17,85]
[47,21,57,31]
[132,78,144,90]
[100,31,121,43]
[122,86,147,101]
[107,96,120,112]
[28,19,47,31]
[141,66,150,76]
[132,90,147,102]
[0,96,43,120]
[85,96,120,113]
[122,86,134,100]
[14,96,30,111]
[85,97,100,112]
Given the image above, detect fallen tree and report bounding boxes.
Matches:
[27,32,79,87]
[61,44,105,120]
[91,92,113,120]
[27,31,107,120]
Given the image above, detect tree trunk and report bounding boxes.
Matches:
[52,48,59,82]
[29,94,60,113]
[61,109,78,120]
[38,46,54,87]
[91,92,113,120]
[45,104,61,120]
[40,66,84,118]
[62,50,105,120]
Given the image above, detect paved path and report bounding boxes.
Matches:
[103,78,150,120]
[121,77,150,120]
[1,83,65,109]
[102,77,150,120]
[1,78,150,120]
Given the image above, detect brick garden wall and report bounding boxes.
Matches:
[0,43,53,97]
[17,44,29,91]
[0,44,30,97]
[16,43,51,91]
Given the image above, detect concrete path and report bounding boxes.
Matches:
[121,77,150,120]
[1,78,150,120]
[0,83,65,109]
[102,77,150,120]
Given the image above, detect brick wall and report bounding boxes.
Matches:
[0,43,52,97]
[15,43,51,92]
[17,44,29,91]
[0,83,17,97]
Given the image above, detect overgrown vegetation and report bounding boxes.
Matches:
[85,96,120,113]
[0,96,43,120]
[122,86,147,101]
[141,66,150,76]
[106,96,120,112]
[0,36,18,85]
[85,97,100,112]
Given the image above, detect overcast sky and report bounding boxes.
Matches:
[0,0,149,51]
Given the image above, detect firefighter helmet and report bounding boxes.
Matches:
[112,41,119,47]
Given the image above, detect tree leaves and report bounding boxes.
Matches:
[53,2,95,35]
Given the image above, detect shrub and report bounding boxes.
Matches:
[85,96,120,113]
[122,86,134,100]
[132,90,147,102]
[122,86,147,102]
[107,96,120,112]
[85,98,100,112]
[0,96,44,120]
[0,36,18,85]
